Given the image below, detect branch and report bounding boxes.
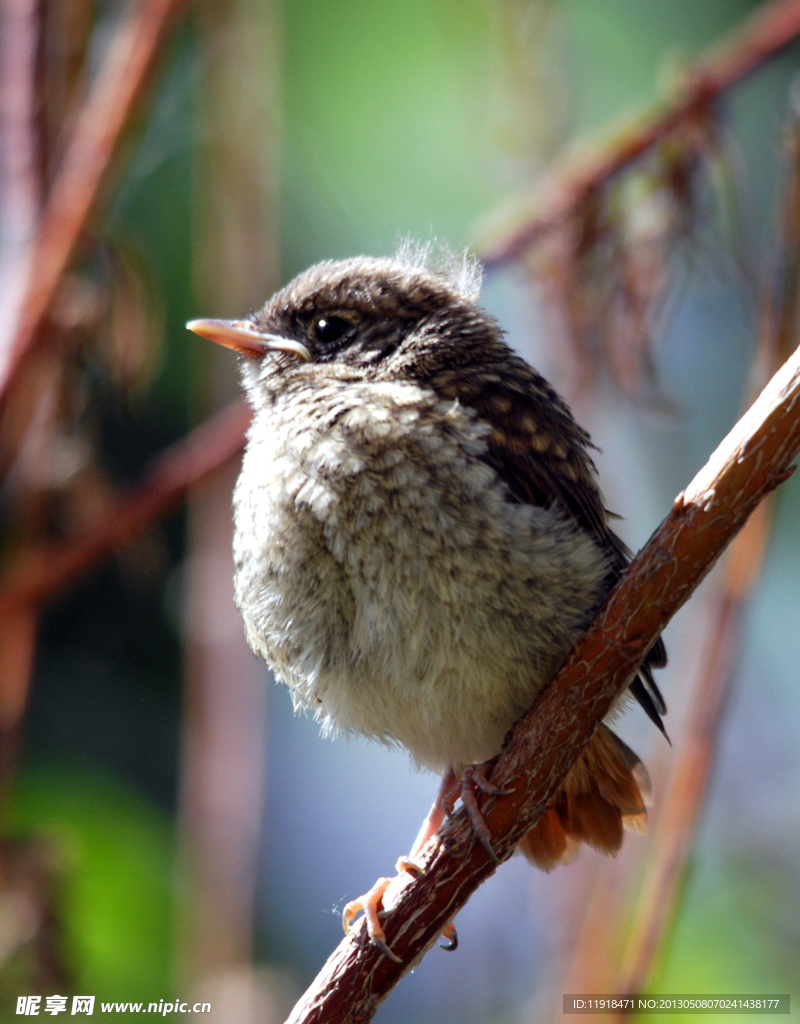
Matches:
[0,0,190,401]
[479,0,800,269]
[0,399,248,615]
[285,340,800,1022]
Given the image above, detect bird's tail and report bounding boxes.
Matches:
[518,724,651,871]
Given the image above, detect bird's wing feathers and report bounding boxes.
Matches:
[431,364,668,735]
[432,364,618,566]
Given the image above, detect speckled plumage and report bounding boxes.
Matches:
[228,254,665,777]
[191,251,667,872]
[234,371,606,771]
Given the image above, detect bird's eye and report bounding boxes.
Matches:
[314,316,349,344]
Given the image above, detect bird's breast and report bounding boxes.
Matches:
[232,379,606,772]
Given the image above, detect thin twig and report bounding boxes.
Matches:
[0,0,190,401]
[284,335,800,1023]
[479,0,800,270]
[555,512,771,1022]
[0,399,249,616]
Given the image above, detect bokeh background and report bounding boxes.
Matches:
[1,0,799,1021]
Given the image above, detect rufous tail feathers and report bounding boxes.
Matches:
[518,724,651,872]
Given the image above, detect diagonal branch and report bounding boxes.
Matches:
[0,0,190,402]
[479,0,800,269]
[0,399,248,617]
[284,337,800,1023]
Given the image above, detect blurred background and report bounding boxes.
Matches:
[1,0,799,1021]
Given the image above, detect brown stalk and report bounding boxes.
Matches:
[0,398,249,617]
[479,0,800,270]
[554,519,769,1023]
[283,334,800,1022]
[0,0,190,401]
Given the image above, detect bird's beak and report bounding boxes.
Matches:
[186,319,312,361]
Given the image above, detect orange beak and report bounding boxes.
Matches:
[186,319,312,361]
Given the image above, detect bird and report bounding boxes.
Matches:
[187,245,667,959]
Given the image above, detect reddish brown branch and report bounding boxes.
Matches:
[0,0,190,400]
[284,340,800,1022]
[0,399,248,616]
[480,0,800,269]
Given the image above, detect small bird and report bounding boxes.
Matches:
[188,247,666,958]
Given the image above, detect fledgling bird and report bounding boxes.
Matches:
[187,247,667,956]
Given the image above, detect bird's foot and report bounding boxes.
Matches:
[442,764,513,863]
[343,855,459,959]
[342,857,424,963]
[343,874,400,963]
[343,766,503,961]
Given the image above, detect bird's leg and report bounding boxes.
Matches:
[342,769,460,960]
[403,767,458,865]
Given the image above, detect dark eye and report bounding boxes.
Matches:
[314,316,349,344]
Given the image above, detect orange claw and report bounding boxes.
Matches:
[342,875,402,964]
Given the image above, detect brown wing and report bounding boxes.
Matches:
[431,361,668,735]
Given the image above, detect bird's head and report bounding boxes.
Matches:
[187,253,505,405]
